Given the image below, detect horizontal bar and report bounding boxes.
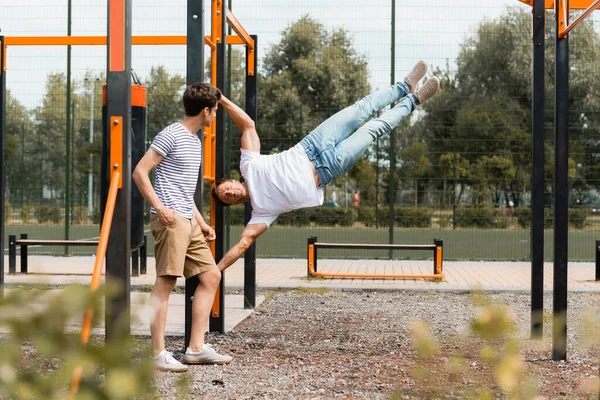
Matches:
[16,240,99,246]
[559,0,600,37]
[310,270,445,279]
[315,242,436,250]
[518,0,599,8]
[6,35,247,47]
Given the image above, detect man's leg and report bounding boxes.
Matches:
[300,81,410,152]
[187,269,221,352]
[150,276,178,356]
[330,76,441,177]
[299,60,426,153]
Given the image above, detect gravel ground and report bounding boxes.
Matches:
[153,290,600,399]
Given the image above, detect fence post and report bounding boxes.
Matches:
[8,235,16,275]
[20,233,28,274]
[131,248,139,277]
[596,240,600,281]
[140,234,147,275]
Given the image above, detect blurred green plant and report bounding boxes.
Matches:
[0,285,159,399]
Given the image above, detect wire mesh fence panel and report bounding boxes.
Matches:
[3,0,600,260]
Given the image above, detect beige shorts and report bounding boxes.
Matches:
[150,213,217,278]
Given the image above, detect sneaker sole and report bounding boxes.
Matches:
[183,359,233,365]
[155,366,189,372]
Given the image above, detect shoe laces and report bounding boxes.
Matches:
[163,351,179,364]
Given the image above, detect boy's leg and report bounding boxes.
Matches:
[150,275,177,356]
[187,269,220,352]
[183,220,232,365]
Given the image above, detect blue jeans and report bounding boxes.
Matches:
[300,81,416,187]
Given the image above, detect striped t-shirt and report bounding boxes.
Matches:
[150,123,202,219]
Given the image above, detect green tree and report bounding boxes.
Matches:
[32,73,82,205]
[417,7,600,207]
[398,142,431,207]
[258,15,371,155]
[349,157,377,206]
[145,66,185,139]
[4,90,35,208]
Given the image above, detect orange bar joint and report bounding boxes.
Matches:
[560,0,600,37]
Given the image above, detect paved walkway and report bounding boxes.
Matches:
[2,256,598,336]
[3,255,599,292]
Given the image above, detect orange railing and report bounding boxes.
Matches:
[68,171,120,397]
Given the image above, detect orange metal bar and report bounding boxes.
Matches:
[519,0,598,8]
[6,35,247,47]
[205,36,216,50]
[6,36,106,46]
[69,171,121,397]
[108,0,125,72]
[225,9,255,75]
[225,8,253,47]
[109,116,123,188]
[307,260,445,280]
[435,245,443,275]
[560,0,600,37]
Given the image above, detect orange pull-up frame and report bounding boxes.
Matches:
[517,0,600,37]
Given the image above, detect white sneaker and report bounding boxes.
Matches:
[404,60,427,92]
[413,76,440,105]
[184,344,233,365]
[153,350,189,372]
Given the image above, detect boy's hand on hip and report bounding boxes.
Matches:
[157,208,175,226]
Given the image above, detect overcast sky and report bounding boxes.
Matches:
[2,0,597,109]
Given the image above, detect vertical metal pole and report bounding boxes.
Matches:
[0,36,5,295]
[88,79,97,216]
[140,234,147,275]
[20,233,28,274]
[244,35,257,310]
[65,0,72,255]
[553,0,569,361]
[596,240,600,281]
[185,0,205,349]
[131,248,139,277]
[388,0,396,259]
[8,235,15,275]
[225,0,233,252]
[210,0,227,333]
[105,0,132,340]
[531,0,545,339]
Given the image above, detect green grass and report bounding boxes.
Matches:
[4,223,599,261]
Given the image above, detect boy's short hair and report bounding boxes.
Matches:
[183,83,222,116]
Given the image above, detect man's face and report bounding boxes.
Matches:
[203,105,218,127]
[216,180,246,205]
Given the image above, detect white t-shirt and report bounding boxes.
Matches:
[240,144,324,227]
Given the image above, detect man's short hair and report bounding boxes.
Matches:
[183,83,222,117]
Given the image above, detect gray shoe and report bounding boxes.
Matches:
[153,350,189,372]
[413,76,440,105]
[184,344,233,365]
[404,60,427,92]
